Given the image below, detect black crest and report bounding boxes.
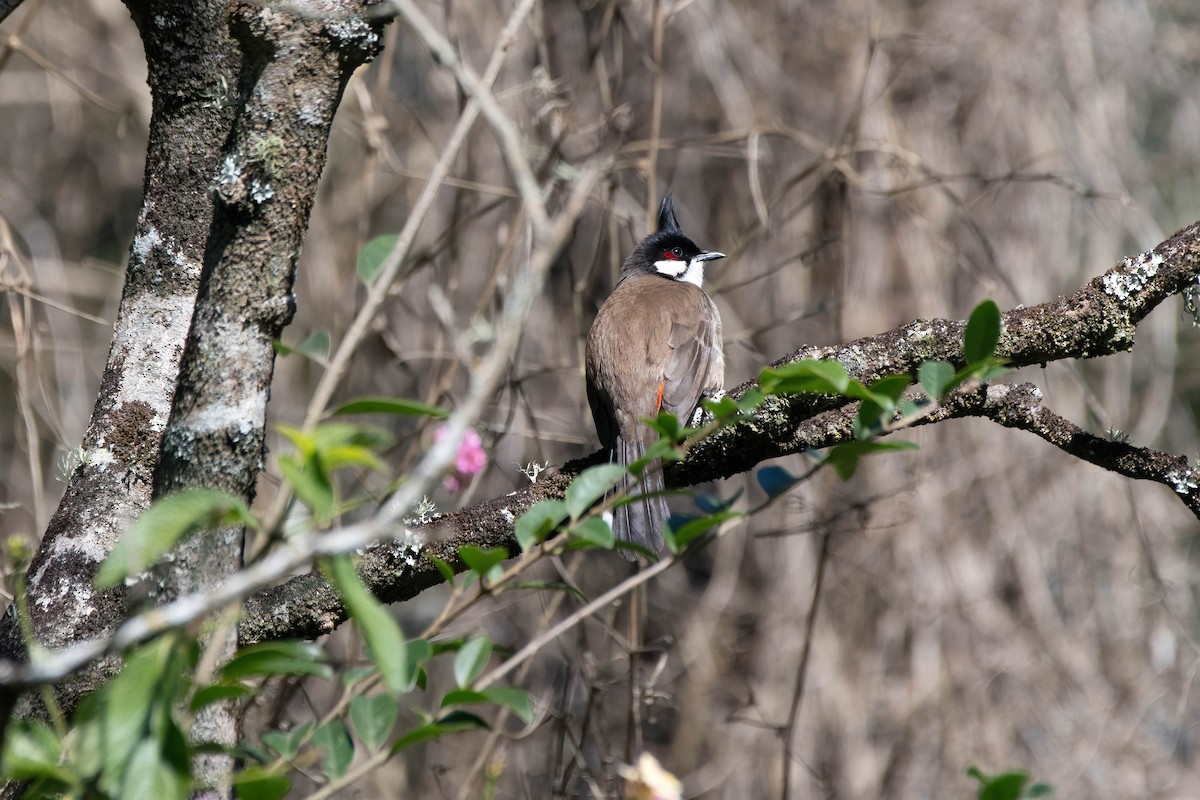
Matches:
[657,194,682,234]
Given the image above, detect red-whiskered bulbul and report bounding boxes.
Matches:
[585,195,726,558]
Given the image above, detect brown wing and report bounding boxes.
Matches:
[661,288,724,417]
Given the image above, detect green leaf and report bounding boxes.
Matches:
[570,516,615,549]
[1026,782,1054,797]
[633,437,686,469]
[759,359,850,396]
[233,766,291,800]
[565,463,626,520]
[332,395,450,419]
[357,234,399,286]
[852,397,894,440]
[868,374,912,403]
[695,489,743,514]
[401,639,433,692]
[440,689,488,707]
[964,299,1002,364]
[99,636,177,795]
[973,363,1010,383]
[756,466,799,499]
[918,360,956,399]
[481,687,534,724]
[701,394,741,422]
[96,489,255,588]
[260,722,314,762]
[120,738,188,800]
[341,666,375,687]
[428,554,456,586]
[514,499,568,551]
[189,683,255,711]
[978,771,1029,800]
[897,399,927,420]
[298,330,332,361]
[221,641,333,682]
[349,695,399,752]
[282,422,393,477]
[823,440,920,481]
[458,546,508,581]
[275,424,316,457]
[643,411,684,442]
[69,695,103,780]
[439,687,534,725]
[1,721,71,784]
[278,454,335,525]
[323,556,423,695]
[311,721,354,781]
[273,331,332,362]
[321,444,388,474]
[737,387,766,413]
[454,635,493,688]
[664,511,738,553]
[391,712,490,753]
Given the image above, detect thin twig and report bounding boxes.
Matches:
[644,0,666,225]
[476,545,681,691]
[780,529,832,799]
[389,0,549,233]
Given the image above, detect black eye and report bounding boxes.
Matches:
[670,247,683,257]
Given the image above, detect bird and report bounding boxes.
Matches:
[585,195,726,558]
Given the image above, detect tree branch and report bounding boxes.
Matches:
[238,218,1200,644]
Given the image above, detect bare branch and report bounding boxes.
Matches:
[930,383,1200,515]
[387,0,550,233]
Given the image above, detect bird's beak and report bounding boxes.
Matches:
[695,251,726,263]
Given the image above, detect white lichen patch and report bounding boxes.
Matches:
[518,461,550,484]
[328,16,380,48]
[403,496,438,525]
[396,528,425,568]
[189,389,268,434]
[218,154,241,185]
[1102,250,1164,300]
[1167,467,1199,495]
[113,292,195,421]
[132,226,162,260]
[500,507,515,524]
[1183,275,1200,327]
[250,178,274,204]
[32,570,95,617]
[296,101,325,127]
[908,323,933,339]
[85,447,115,466]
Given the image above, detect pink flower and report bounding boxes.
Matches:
[455,428,486,475]
[435,425,486,491]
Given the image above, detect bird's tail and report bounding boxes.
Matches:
[610,437,669,560]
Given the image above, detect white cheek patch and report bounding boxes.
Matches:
[654,258,687,278]
[653,258,705,287]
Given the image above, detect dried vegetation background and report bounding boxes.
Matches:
[3,0,1200,797]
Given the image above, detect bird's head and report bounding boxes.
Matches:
[625,195,725,287]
